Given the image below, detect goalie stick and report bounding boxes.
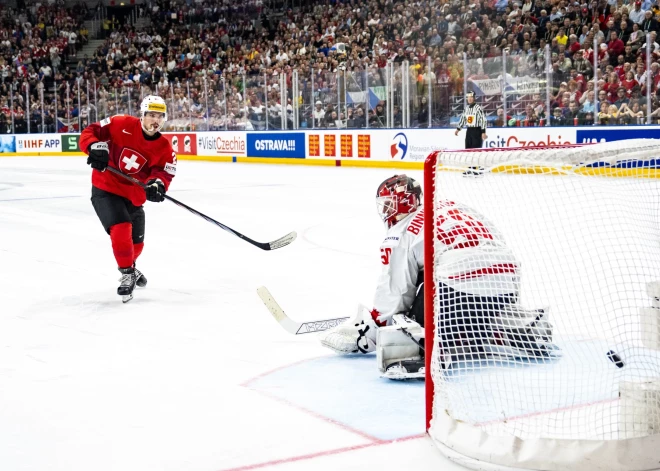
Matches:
[257,286,349,334]
[106,166,296,251]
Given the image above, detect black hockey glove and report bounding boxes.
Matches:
[87,142,109,171]
[145,179,166,203]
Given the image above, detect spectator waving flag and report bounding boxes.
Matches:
[57,117,79,133]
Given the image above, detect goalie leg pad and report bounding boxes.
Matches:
[378,315,425,379]
[318,305,377,354]
[487,305,561,359]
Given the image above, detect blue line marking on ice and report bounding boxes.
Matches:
[0,195,82,202]
[247,355,425,440]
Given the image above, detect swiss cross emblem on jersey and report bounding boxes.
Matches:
[118,148,147,174]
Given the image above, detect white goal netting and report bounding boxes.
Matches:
[425,140,660,471]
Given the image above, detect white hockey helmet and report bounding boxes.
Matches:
[140,95,167,132]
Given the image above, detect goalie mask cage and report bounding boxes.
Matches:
[423,140,660,471]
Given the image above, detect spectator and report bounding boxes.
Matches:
[566,101,582,124]
[493,108,508,127]
[619,100,645,123]
[312,100,325,128]
[641,31,660,53]
[582,90,597,113]
[550,106,566,125]
[641,10,659,33]
[614,86,630,106]
[629,1,646,26]
[608,31,625,64]
[622,70,639,94]
[598,101,613,123]
[2,0,660,133]
[354,107,366,129]
[522,104,539,126]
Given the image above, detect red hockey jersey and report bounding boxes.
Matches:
[80,115,176,207]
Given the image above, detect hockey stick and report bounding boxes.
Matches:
[257,286,349,334]
[106,166,296,250]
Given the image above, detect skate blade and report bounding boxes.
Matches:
[382,365,425,381]
[122,293,134,303]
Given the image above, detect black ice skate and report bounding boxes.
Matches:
[117,267,137,303]
[134,266,147,288]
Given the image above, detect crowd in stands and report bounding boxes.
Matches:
[2,0,660,133]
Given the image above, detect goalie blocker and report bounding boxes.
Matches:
[319,174,559,380]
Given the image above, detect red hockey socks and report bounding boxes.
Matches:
[133,242,144,264]
[109,222,134,269]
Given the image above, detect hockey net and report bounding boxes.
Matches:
[423,140,660,471]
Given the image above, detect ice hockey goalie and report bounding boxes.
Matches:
[318,174,559,380]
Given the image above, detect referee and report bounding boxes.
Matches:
[454,91,487,148]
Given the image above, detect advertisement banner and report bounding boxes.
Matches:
[62,134,80,152]
[576,127,660,144]
[305,128,581,162]
[196,132,247,156]
[386,130,450,161]
[16,134,63,152]
[387,128,575,157]
[163,133,197,155]
[0,136,15,153]
[246,132,306,158]
[482,128,575,149]
[307,131,373,159]
[309,134,320,157]
[324,134,336,157]
[307,130,452,161]
[357,135,370,158]
[340,134,353,157]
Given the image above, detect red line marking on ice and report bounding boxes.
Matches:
[219,434,425,471]
[240,357,323,388]
[242,356,380,442]
[234,357,425,470]
[251,385,380,442]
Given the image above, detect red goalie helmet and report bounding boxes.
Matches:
[376,175,423,228]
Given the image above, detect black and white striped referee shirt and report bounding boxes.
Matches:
[457,103,487,133]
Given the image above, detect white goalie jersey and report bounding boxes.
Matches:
[373,209,425,323]
[373,201,520,324]
[433,200,520,298]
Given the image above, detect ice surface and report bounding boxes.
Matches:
[0,158,462,471]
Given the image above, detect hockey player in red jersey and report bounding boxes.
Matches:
[80,95,176,302]
[319,175,557,379]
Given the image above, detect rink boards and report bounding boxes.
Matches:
[0,126,660,170]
